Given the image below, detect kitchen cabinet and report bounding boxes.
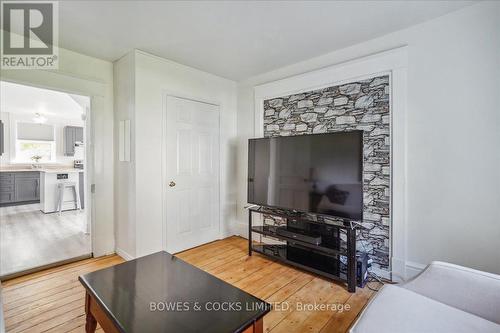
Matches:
[15,173,40,202]
[0,173,15,204]
[79,171,85,209]
[0,119,4,156]
[64,126,84,156]
[0,192,14,203]
[0,172,40,205]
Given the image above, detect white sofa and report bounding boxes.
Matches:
[350,261,500,333]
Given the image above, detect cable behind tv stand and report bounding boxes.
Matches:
[248,206,357,292]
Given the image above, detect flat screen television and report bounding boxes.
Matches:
[248,131,363,220]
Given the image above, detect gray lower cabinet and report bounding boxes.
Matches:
[0,173,15,204]
[15,174,40,202]
[64,126,84,156]
[0,192,14,204]
[0,119,4,156]
[79,171,85,209]
[0,172,40,206]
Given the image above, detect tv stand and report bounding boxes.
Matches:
[248,207,357,292]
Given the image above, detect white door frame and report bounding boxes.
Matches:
[0,79,94,254]
[0,68,114,257]
[253,46,408,281]
[161,91,223,253]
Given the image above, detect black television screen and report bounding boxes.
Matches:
[248,131,363,220]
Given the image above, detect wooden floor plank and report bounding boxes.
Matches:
[7,300,83,332]
[286,282,351,333]
[3,255,123,293]
[2,254,118,289]
[2,256,100,288]
[44,313,86,333]
[319,283,376,333]
[5,285,82,318]
[3,237,379,333]
[180,243,245,267]
[176,236,244,261]
[3,257,124,306]
[5,288,83,328]
[5,280,83,313]
[199,250,249,271]
[207,255,273,284]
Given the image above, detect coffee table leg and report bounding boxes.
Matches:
[85,292,98,333]
[254,318,263,333]
[242,318,264,333]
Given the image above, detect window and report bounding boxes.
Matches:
[16,140,55,163]
[14,122,56,163]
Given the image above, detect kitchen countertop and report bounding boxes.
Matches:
[40,168,84,173]
[0,168,84,173]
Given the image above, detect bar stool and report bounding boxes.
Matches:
[57,182,81,214]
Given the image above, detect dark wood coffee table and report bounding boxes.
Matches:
[79,252,271,333]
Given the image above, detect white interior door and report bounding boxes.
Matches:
[165,96,220,253]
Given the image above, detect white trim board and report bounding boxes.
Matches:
[0,78,112,258]
[405,261,427,280]
[115,247,134,261]
[253,46,409,281]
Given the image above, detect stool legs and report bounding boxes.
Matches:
[73,185,82,211]
[58,184,64,215]
[57,182,81,214]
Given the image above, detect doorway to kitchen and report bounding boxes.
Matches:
[0,81,92,279]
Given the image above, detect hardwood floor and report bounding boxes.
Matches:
[2,254,124,333]
[0,204,91,278]
[2,236,378,333]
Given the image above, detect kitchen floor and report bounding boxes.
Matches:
[0,203,91,278]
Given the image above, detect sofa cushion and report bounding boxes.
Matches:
[350,285,500,333]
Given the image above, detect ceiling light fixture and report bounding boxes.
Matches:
[33,113,47,124]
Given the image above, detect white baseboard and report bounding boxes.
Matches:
[370,265,391,280]
[115,247,134,261]
[370,261,425,283]
[405,261,427,279]
[391,257,407,282]
[390,257,427,281]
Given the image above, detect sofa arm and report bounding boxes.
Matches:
[403,261,500,324]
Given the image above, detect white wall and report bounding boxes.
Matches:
[236,2,500,275]
[1,46,115,257]
[114,50,238,258]
[114,52,136,259]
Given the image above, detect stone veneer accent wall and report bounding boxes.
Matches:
[263,75,391,272]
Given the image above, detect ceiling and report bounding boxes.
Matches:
[59,1,475,81]
[0,82,87,121]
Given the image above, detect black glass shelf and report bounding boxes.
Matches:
[251,225,347,257]
[249,206,352,229]
[248,205,357,292]
[252,244,347,282]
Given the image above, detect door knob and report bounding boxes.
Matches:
[169,181,176,187]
